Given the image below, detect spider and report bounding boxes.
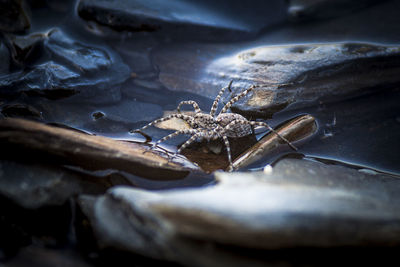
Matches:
[132,81,297,171]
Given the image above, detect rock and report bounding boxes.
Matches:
[288,0,384,21]
[81,158,400,266]
[1,103,43,119]
[0,41,10,74]
[3,31,47,66]
[77,0,288,40]
[2,245,92,267]
[0,61,80,99]
[209,42,400,115]
[0,0,30,32]
[155,42,400,116]
[0,118,199,179]
[0,29,131,104]
[0,160,124,209]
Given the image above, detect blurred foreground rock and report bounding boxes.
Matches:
[79,158,400,266]
[0,118,198,179]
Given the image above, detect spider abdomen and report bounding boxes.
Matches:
[216,113,252,138]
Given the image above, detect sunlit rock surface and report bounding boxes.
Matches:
[156,42,400,116]
[0,29,131,103]
[81,158,400,266]
[77,0,287,40]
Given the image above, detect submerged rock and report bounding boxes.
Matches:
[77,0,287,40]
[0,29,131,103]
[80,158,400,266]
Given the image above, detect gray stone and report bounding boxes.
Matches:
[0,42,10,74]
[0,160,112,209]
[288,0,384,21]
[83,158,400,266]
[0,29,131,104]
[77,0,288,40]
[156,42,400,116]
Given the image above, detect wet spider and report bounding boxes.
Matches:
[132,81,297,171]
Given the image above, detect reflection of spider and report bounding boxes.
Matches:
[133,81,296,171]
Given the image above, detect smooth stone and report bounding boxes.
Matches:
[0,61,80,99]
[0,160,126,209]
[288,0,382,21]
[155,42,400,116]
[0,0,30,32]
[77,0,287,40]
[83,158,400,265]
[207,42,400,115]
[0,118,199,179]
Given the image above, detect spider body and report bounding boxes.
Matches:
[133,82,296,171]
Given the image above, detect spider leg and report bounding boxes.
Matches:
[153,129,197,148]
[210,80,233,117]
[222,135,234,171]
[130,114,193,133]
[219,85,258,114]
[176,133,201,154]
[225,120,298,151]
[177,100,202,114]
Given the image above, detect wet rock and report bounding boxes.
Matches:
[0,118,199,179]
[77,0,288,40]
[0,160,115,209]
[81,158,400,266]
[233,114,317,169]
[0,41,10,74]
[0,61,80,99]
[1,103,42,119]
[208,42,400,115]
[0,0,31,32]
[0,29,131,104]
[4,31,47,66]
[288,0,385,21]
[155,42,400,116]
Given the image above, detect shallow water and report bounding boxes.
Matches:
[3,0,400,186]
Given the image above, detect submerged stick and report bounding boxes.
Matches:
[232,115,317,170]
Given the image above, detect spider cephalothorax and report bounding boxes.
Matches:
[133,82,296,171]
